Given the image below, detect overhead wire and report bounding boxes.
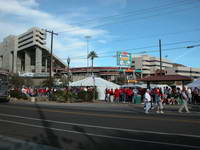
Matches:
[61,40,200,60]
[57,0,200,34]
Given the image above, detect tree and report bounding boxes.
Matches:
[10,74,25,88]
[87,51,98,76]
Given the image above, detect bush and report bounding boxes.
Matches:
[10,90,21,99]
[50,90,69,102]
[10,90,28,100]
[50,88,98,103]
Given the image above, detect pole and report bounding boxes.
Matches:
[45,30,58,89]
[159,39,162,74]
[85,36,91,76]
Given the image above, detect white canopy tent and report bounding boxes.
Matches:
[187,78,200,88]
[70,77,120,100]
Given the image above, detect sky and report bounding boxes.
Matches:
[0,0,200,68]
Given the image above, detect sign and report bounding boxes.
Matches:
[125,68,134,72]
[117,51,132,66]
[135,69,142,73]
[128,80,138,83]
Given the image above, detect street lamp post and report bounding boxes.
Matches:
[85,36,91,76]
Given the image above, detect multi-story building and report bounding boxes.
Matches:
[132,55,173,76]
[0,27,66,77]
[166,64,200,79]
[132,55,200,79]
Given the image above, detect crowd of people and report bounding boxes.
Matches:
[105,88,140,103]
[10,86,96,99]
[11,87,52,97]
[105,86,200,104]
[105,86,200,114]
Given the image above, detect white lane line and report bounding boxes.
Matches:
[0,113,200,139]
[0,119,199,149]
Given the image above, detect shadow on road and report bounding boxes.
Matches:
[31,103,72,149]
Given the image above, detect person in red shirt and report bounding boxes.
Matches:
[127,88,133,103]
[114,88,120,103]
[109,89,114,102]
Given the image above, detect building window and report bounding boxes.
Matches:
[30,50,35,66]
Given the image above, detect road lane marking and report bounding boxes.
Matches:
[0,105,200,124]
[0,113,200,138]
[0,119,199,149]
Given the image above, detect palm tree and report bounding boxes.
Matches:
[87,51,98,76]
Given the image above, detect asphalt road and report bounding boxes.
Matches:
[0,101,200,150]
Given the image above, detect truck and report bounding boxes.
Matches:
[0,71,10,102]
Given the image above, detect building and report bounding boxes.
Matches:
[69,54,200,82]
[69,67,131,82]
[132,55,200,79]
[132,55,173,76]
[0,27,66,77]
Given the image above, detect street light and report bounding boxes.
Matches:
[85,36,91,76]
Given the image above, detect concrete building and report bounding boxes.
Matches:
[166,64,200,79]
[133,55,200,79]
[0,27,66,77]
[132,55,173,76]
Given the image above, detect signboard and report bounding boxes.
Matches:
[117,51,132,66]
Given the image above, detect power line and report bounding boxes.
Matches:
[57,0,199,34]
[92,39,200,56]
[91,28,200,45]
[62,41,200,60]
[57,0,187,27]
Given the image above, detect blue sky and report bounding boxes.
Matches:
[0,0,200,68]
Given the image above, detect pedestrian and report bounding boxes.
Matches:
[178,87,190,113]
[144,89,151,114]
[105,88,108,102]
[155,88,164,114]
[109,89,114,103]
[187,88,192,104]
[114,88,120,103]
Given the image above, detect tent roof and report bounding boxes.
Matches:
[70,76,120,88]
[139,75,192,82]
[187,77,200,88]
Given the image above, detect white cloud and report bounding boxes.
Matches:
[0,0,110,67]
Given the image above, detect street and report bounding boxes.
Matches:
[0,101,200,150]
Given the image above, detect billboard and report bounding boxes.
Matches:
[117,51,132,66]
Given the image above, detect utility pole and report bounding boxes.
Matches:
[45,30,58,89]
[159,39,162,74]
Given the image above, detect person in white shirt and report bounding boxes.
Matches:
[144,89,151,114]
[178,87,190,113]
[187,88,192,104]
